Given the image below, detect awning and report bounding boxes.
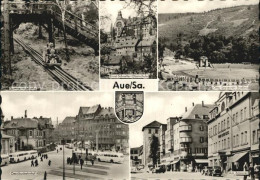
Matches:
[228,152,248,163]
[195,159,208,164]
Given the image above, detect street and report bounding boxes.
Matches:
[2,146,129,180]
[131,171,246,180]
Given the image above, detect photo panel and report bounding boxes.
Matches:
[100,0,158,79]
[1,0,99,91]
[130,91,259,179]
[1,92,130,180]
[158,0,259,91]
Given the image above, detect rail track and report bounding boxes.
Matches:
[14,38,93,91]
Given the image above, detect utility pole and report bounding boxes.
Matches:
[62,138,65,180]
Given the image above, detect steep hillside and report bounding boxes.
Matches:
[159,5,259,45]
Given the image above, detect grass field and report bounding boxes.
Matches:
[162,57,259,80]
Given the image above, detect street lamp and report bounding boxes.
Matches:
[62,138,65,180]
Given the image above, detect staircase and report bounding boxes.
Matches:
[52,9,99,54]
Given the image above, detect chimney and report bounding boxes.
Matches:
[185,107,187,112]
[202,101,204,107]
[192,102,194,106]
[25,110,27,118]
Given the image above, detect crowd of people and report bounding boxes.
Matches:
[30,152,51,167]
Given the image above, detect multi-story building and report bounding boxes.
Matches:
[158,123,167,165]
[3,110,54,150]
[130,145,143,166]
[53,116,76,144]
[75,104,129,154]
[142,120,162,166]
[208,92,259,172]
[170,102,213,172]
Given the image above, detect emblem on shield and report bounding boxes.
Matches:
[115,91,144,123]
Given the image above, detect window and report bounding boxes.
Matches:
[244,131,247,144]
[241,110,243,122]
[252,131,256,144]
[228,137,230,148]
[155,129,158,134]
[227,117,230,128]
[244,107,247,120]
[236,134,239,146]
[241,133,244,145]
[233,136,236,147]
[223,120,226,130]
[218,123,220,132]
[236,113,238,124]
[200,125,204,131]
[29,130,33,136]
[200,137,204,143]
[221,121,223,131]
[224,139,226,149]
[148,129,151,134]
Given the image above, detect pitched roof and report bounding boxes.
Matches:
[181,104,214,120]
[62,116,76,124]
[115,38,139,48]
[137,37,156,47]
[142,120,162,131]
[4,118,38,129]
[80,105,101,115]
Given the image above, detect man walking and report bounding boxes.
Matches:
[48,160,51,166]
[31,160,34,167]
[80,158,84,170]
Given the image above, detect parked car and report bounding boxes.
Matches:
[205,166,222,176]
[152,165,166,173]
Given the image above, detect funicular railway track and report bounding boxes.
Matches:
[14,38,93,91]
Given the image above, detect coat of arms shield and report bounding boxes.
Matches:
[115,91,144,123]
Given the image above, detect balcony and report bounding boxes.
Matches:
[179,125,192,132]
[180,137,192,143]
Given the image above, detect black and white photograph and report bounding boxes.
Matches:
[115,91,144,124]
[100,0,157,79]
[130,92,259,180]
[1,92,130,180]
[158,0,259,91]
[1,0,99,91]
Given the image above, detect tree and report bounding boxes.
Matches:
[56,0,70,61]
[149,134,159,167]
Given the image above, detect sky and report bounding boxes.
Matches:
[129,92,220,148]
[159,0,259,14]
[1,92,114,125]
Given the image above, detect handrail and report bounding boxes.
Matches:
[6,1,98,37]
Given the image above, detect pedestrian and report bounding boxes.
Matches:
[46,154,48,159]
[67,157,70,164]
[35,159,38,167]
[41,157,43,161]
[244,162,249,180]
[249,163,255,180]
[43,171,47,180]
[91,159,94,166]
[80,158,84,170]
[48,160,51,166]
[31,160,34,167]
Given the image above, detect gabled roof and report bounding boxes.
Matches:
[4,118,38,129]
[181,104,214,120]
[62,116,76,124]
[142,120,162,131]
[80,105,101,115]
[137,37,156,47]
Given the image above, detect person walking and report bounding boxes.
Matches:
[43,171,47,180]
[80,158,84,170]
[48,160,51,166]
[35,159,38,167]
[243,162,249,180]
[41,157,43,161]
[91,159,94,166]
[31,160,34,167]
[249,163,255,180]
